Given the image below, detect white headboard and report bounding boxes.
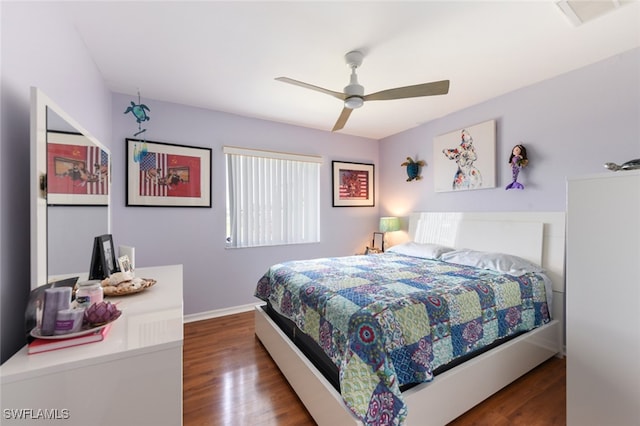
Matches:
[408,212,565,295]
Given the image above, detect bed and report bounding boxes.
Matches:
[254,212,565,425]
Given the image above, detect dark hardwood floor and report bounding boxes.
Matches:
[183,311,566,425]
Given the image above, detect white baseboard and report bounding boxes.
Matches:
[183,302,262,323]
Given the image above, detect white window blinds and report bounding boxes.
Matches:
[224,146,321,248]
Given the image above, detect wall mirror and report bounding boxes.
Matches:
[30,87,111,289]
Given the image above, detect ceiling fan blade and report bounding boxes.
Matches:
[275,77,346,100]
[332,107,353,132]
[364,80,450,102]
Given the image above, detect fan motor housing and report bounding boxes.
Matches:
[344,83,364,97]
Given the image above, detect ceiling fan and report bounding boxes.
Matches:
[276,50,450,132]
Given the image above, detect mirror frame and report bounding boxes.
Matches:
[30,87,111,289]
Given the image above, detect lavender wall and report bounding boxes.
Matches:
[110,94,379,316]
[1,2,112,362]
[378,48,640,233]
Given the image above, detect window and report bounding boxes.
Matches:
[224,146,321,248]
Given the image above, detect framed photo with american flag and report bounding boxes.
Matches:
[47,131,110,206]
[126,138,211,207]
[332,161,375,207]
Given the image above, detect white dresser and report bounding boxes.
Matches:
[566,171,640,425]
[0,265,184,426]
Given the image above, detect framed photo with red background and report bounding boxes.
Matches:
[332,161,375,207]
[47,131,110,206]
[126,138,212,207]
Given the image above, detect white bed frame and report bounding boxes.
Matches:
[255,212,565,425]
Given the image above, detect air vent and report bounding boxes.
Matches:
[556,0,633,26]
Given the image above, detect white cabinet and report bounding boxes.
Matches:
[566,172,640,426]
[0,265,184,426]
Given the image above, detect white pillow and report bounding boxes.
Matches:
[387,242,454,259]
[440,249,544,276]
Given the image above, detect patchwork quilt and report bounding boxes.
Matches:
[255,253,551,425]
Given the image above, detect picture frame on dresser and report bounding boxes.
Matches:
[88,234,119,280]
[118,255,133,274]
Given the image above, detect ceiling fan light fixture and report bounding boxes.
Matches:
[344,96,363,109]
[276,50,449,131]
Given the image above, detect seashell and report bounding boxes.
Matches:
[103,271,134,286]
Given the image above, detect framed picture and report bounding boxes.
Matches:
[47,131,110,206]
[433,119,496,192]
[365,231,384,254]
[126,138,212,207]
[332,161,375,207]
[88,234,119,280]
[118,255,133,274]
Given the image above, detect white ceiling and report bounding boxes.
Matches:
[61,1,640,140]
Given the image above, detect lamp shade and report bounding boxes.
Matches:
[379,217,400,232]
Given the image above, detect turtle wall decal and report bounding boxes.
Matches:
[401,157,426,181]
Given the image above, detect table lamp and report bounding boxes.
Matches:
[377,216,400,252]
